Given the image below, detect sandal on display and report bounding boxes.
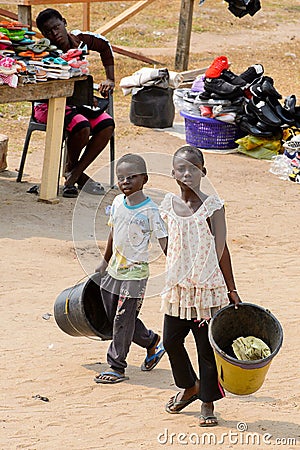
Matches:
[28,38,51,54]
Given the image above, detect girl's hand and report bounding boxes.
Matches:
[227,291,242,309]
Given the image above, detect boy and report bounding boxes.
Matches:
[95,153,168,383]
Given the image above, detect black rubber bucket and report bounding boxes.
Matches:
[130,86,175,128]
[54,273,112,340]
[208,303,283,395]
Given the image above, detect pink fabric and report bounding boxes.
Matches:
[34,103,112,133]
[0,73,17,87]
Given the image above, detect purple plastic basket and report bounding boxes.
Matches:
[180,111,239,150]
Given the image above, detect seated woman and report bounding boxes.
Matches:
[35,8,115,197]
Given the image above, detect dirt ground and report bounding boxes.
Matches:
[1,1,300,449]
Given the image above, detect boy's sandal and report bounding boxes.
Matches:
[165,392,199,414]
[141,342,165,371]
[94,371,129,384]
[62,185,78,198]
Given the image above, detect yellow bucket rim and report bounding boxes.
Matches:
[208,303,283,368]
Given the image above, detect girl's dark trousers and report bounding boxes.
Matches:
[163,314,225,403]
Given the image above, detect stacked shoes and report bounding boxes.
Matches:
[238,76,296,137]
[199,55,300,138]
[201,56,264,101]
[194,56,265,126]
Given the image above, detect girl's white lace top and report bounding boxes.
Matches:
[160,193,228,320]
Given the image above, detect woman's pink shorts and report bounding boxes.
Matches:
[34,103,114,135]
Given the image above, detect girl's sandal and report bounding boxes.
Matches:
[199,415,218,427]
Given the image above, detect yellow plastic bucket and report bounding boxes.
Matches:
[208,303,283,395]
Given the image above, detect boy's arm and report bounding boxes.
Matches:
[95,230,113,275]
[158,236,168,256]
[210,208,241,307]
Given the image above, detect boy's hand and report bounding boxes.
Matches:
[227,291,242,309]
[95,259,108,276]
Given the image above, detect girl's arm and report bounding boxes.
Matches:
[210,208,241,307]
[219,243,241,307]
[95,230,113,275]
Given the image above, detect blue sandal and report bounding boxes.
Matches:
[94,371,129,384]
[141,342,165,371]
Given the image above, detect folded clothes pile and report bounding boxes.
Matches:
[120,67,183,95]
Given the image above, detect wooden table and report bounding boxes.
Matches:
[0,77,85,203]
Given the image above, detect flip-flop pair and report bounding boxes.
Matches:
[28,38,54,54]
[141,342,165,371]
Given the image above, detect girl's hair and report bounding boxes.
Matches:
[116,153,147,174]
[36,8,63,31]
[173,145,205,166]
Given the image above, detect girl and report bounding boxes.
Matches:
[160,145,241,426]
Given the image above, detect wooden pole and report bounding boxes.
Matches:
[83,2,90,31]
[17,5,32,28]
[175,0,194,72]
[0,134,8,172]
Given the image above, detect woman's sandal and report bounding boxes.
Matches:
[62,185,78,198]
[165,392,199,414]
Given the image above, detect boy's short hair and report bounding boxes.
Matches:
[173,145,205,166]
[36,8,63,32]
[116,153,147,175]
